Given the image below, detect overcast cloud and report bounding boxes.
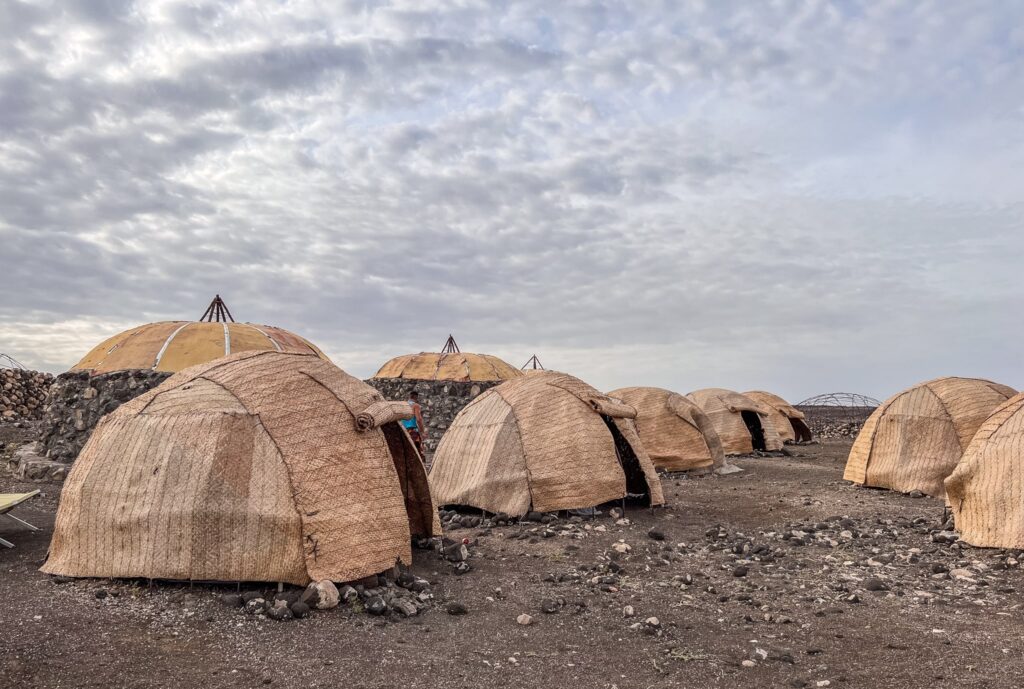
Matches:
[1,0,1021,401]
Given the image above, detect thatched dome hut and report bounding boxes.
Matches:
[686,388,784,455]
[744,391,812,443]
[946,392,1024,548]
[369,336,522,459]
[42,351,439,585]
[429,371,664,517]
[844,377,1016,497]
[72,296,327,374]
[42,296,330,465]
[607,386,725,472]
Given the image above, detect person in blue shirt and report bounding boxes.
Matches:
[401,391,426,457]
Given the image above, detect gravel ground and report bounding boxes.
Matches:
[3,439,1024,689]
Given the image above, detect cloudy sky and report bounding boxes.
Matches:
[1,0,1021,401]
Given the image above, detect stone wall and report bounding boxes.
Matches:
[1,368,54,422]
[366,378,505,459]
[796,405,876,440]
[40,369,172,464]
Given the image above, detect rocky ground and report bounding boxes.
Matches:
[3,439,1024,689]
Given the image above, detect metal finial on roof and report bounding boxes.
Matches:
[0,353,26,369]
[521,354,544,370]
[441,335,460,354]
[199,295,235,323]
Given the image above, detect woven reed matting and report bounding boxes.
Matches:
[428,391,533,515]
[609,387,719,472]
[356,400,414,431]
[44,351,437,584]
[687,388,783,455]
[42,412,308,583]
[844,377,1017,497]
[496,372,661,512]
[429,372,663,515]
[946,393,1024,548]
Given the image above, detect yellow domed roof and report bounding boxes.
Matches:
[373,336,521,383]
[72,321,328,374]
[71,296,328,374]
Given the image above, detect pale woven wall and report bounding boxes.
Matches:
[608,386,722,472]
[844,377,1017,497]
[429,371,664,516]
[43,351,438,585]
[946,393,1024,548]
[686,388,784,455]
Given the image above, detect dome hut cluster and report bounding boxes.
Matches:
[33,297,1024,594]
[35,301,825,589]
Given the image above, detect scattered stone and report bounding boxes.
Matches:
[220,593,243,608]
[446,602,468,615]
[393,599,418,617]
[733,566,749,578]
[444,544,469,562]
[648,529,666,541]
[863,578,888,592]
[516,614,533,626]
[303,580,339,610]
[244,598,266,615]
[267,600,293,621]
[622,605,635,618]
[289,602,310,619]
[540,599,560,614]
[365,596,387,616]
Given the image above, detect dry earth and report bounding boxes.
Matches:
[3,438,1024,689]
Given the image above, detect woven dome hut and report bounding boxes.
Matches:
[945,393,1024,548]
[744,391,812,443]
[429,371,664,517]
[42,351,439,585]
[369,336,523,459]
[72,296,326,374]
[374,335,521,383]
[607,386,725,472]
[844,377,1017,497]
[686,388,784,455]
[41,296,330,466]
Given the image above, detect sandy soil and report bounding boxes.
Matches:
[3,439,1024,689]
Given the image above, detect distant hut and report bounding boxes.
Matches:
[744,391,812,443]
[429,371,664,517]
[686,388,784,455]
[368,336,522,458]
[844,377,1017,497]
[608,386,726,472]
[43,351,438,585]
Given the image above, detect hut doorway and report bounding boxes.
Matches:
[741,411,767,451]
[603,417,652,503]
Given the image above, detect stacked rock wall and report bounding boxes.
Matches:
[796,405,876,439]
[40,369,172,464]
[366,378,505,460]
[1,368,54,422]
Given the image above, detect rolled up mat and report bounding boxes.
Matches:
[356,400,413,432]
